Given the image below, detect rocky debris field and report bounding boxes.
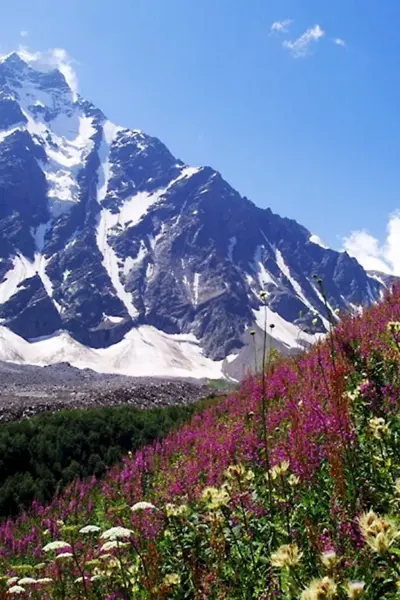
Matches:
[0,361,222,423]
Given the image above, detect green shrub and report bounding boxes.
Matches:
[0,400,211,518]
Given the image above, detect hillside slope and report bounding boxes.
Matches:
[1,285,400,597]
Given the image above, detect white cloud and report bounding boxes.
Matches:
[14,46,78,99]
[283,24,325,58]
[271,19,293,34]
[20,30,29,38]
[342,211,400,275]
[333,38,346,47]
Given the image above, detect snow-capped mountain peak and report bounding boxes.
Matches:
[0,52,391,378]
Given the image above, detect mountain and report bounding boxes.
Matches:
[0,51,389,378]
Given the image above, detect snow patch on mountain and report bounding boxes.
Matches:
[253,246,274,290]
[0,253,60,312]
[0,325,225,379]
[254,305,318,350]
[0,256,32,305]
[0,126,22,142]
[275,249,316,315]
[193,273,200,305]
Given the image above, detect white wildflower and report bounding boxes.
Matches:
[79,525,101,534]
[100,540,129,552]
[8,586,26,595]
[55,552,73,560]
[42,540,71,553]
[100,526,133,541]
[131,501,156,512]
[17,577,37,585]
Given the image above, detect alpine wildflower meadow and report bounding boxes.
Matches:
[2,286,400,598]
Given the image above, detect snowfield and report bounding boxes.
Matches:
[0,326,226,380]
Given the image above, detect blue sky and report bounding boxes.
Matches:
[1,0,400,272]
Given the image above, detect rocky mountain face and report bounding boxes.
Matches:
[0,52,388,377]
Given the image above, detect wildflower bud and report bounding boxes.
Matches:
[164,573,181,586]
[269,460,290,480]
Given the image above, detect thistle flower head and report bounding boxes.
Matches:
[347,581,365,599]
[201,486,230,509]
[270,544,302,568]
[320,550,338,569]
[368,417,389,440]
[165,503,188,518]
[225,464,246,480]
[359,510,398,554]
[301,576,337,600]
[387,321,400,334]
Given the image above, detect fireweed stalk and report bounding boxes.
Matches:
[259,290,273,506]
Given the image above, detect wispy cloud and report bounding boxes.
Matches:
[20,30,28,38]
[342,211,400,275]
[15,46,78,99]
[333,38,346,48]
[283,25,325,58]
[270,19,293,34]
